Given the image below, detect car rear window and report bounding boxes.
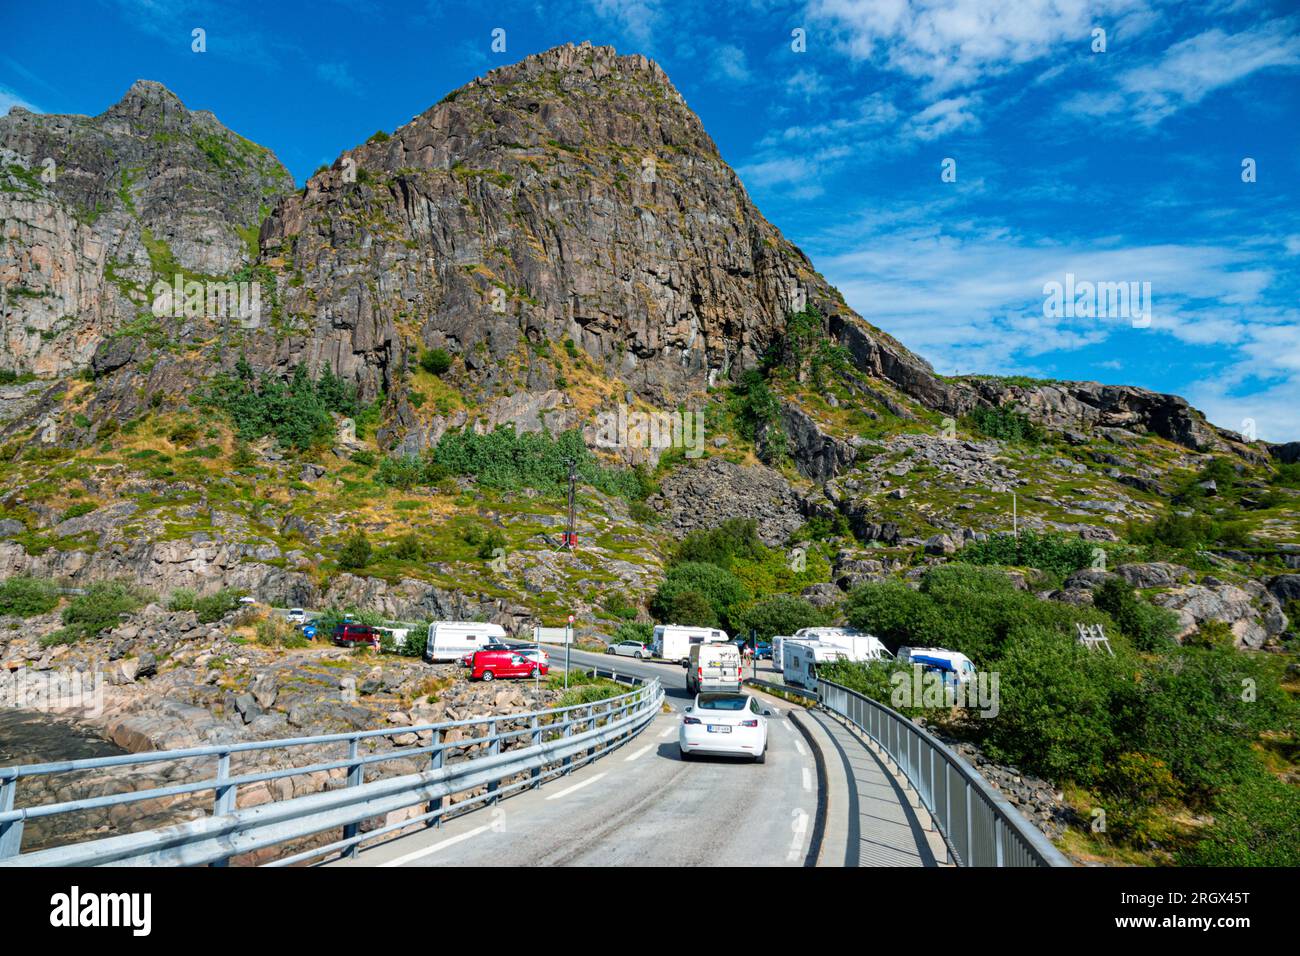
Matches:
[697,694,748,711]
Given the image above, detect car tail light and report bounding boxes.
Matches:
[741,719,758,728]
[683,716,702,725]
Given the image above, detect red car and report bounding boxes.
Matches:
[332,622,380,648]
[470,648,548,681]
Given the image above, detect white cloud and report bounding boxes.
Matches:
[808,0,1147,95]
[0,85,41,116]
[710,44,751,84]
[905,95,981,140]
[316,62,359,94]
[589,0,662,48]
[1064,18,1300,125]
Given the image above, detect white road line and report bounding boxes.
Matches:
[624,744,653,762]
[787,808,809,863]
[544,772,606,801]
[801,767,813,792]
[793,738,807,757]
[659,725,675,739]
[379,824,490,867]
[777,720,792,734]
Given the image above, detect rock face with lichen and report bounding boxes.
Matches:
[0,80,293,376]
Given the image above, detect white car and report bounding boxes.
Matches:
[514,646,550,666]
[285,608,306,625]
[679,693,771,763]
[606,640,650,659]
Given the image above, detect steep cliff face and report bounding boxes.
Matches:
[255,42,947,433]
[0,80,293,376]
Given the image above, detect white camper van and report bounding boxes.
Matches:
[896,646,977,685]
[774,627,885,672]
[652,624,729,663]
[425,621,509,662]
[782,639,849,691]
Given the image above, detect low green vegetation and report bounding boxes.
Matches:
[0,576,60,617]
[418,348,452,376]
[206,358,359,451]
[965,404,1045,444]
[167,586,244,623]
[960,530,1098,580]
[43,580,152,645]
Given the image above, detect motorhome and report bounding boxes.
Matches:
[781,639,850,691]
[652,624,730,663]
[686,641,743,695]
[773,627,886,671]
[425,621,509,662]
[896,646,977,685]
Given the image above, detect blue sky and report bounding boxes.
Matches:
[4,0,1299,440]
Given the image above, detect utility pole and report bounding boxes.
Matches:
[1013,492,1018,541]
[563,457,577,551]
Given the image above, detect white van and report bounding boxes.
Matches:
[425,621,509,662]
[686,642,743,695]
[782,639,849,691]
[896,647,976,684]
[652,624,729,663]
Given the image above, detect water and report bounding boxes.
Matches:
[0,709,127,767]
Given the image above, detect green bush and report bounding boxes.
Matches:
[376,454,446,489]
[673,518,765,569]
[1177,773,1300,866]
[958,531,1097,578]
[611,621,654,644]
[1092,577,1179,651]
[601,592,639,621]
[338,531,372,570]
[967,405,1044,444]
[418,348,452,376]
[59,502,96,522]
[476,529,507,561]
[192,588,244,623]
[650,561,749,631]
[730,595,830,642]
[0,576,59,617]
[389,533,430,562]
[207,358,358,451]
[1125,511,1215,549]
[167,587,198,612]
[59,581,151,641]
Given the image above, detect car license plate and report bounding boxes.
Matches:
[707,724,731,734]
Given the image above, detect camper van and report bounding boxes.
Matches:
[896,646,977,686]
[773,627,884,672]
[425,621,509,662]
[781,639,849,691]
[652,624,730,663]
[686,641,743,695]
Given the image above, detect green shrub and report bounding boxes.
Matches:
[207,358,358,451]
[390,533,430,562]
[418,348,452,376]
[0,576,59,617]
[167,587,197,612]
[1092,577,1179,651]
[376,454,447,489]
[967,405,1044,444]
[192,588,244,623]
[673,518,765,569]
[611,621,653,644]
[958,531,1097,578]
[1177,773,1300,866]
[338,531,372,570]
[59,581,152,641]
[1097,751,1184,844]
[600,592,639,621]
[476,529,507,561]
[730,595,830,642]
[650,561,749,631]
[59,502,97,522]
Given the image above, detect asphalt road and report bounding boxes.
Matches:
[333,647,820,867]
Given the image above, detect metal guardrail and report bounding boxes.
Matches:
[817,678,1070,868]
[744,677,820,703]
[0,675,663,867]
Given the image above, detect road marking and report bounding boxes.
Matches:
[793,738,807,757]
[801,767,813,792]
[624,744,653,762]
[545,773,606,801]
[379,824,490,867]
[788,808,809,863]
[777,720,792,734]
[659,725,675,739]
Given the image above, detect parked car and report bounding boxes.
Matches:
[679,692,771,762]
[606,640,650,659]
[285,608,306,625]
[755,641,772,660]
[469,648,548,681]
[514,646,550,666]
[459,642,511,666]
[239,596,257,607]
[301,620,318,641]
[332,622,380,648]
